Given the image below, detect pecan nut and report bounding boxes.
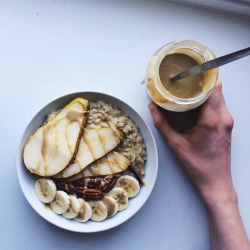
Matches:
[72,179,85,187]
[83,188,104,201]
[75,186,86,198]
[101,176,118,193]
[87,178,103,190]
[56,181,75,194]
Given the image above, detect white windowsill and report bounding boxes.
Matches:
[170,0,250,17]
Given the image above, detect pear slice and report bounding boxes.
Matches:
[88,151,130,176]
[52,128,124,179]
[23,98,89,176]
[61,151,130,182]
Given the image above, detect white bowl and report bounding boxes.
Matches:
[16,92,158,233]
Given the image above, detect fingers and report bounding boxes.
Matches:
[219,84,234,131]
[202,81,223,113]
[198,81,234,131]
[148,102,180,144]
[198,81,223,125]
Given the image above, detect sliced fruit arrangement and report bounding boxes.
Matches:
[24,98,146,223]
[23,97,130,179]
[23,98,90,176]
[53,129,125,179]
[61,151,131,182]
[34,175,141,222]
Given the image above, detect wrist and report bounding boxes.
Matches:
[199,183,250,250]
[198,180,238,211]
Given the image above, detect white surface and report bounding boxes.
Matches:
[17,92,158,233]
[1,0,250,249]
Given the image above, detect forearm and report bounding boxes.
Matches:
[200,185,250,250]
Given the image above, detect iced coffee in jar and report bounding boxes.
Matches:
[145,40,218,112]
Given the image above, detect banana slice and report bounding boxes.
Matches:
[35,178,57,203]
[74,199,92,222]
[116,175,140,198]
[89,201,108,222]
[49,190,70,214]
[108,187,128,211]
[102,196,118,218]
[62,195,81,219]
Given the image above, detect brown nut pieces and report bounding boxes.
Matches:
[82,189,105,201]
[56,176,118,201]
[102,176,118,193]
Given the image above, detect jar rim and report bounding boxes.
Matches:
[153,40,218,105]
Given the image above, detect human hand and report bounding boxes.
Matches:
[148,81,234,199]
[149,81,250,249]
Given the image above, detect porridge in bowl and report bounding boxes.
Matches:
[23,97,147,222]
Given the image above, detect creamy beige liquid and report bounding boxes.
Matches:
[159,53,204,99]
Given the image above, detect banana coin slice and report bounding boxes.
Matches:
[108,187,128,211]
[35,178,56,203]
[102,196,118,218]
[89,201,108,222]
[62,195,81,219]
[49,190,70,214]
[116,175,140,198]
[74,199,92,222]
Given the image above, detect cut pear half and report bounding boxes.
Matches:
[53,128,124,179]
[23,98,89,176]
[61,151,130,182]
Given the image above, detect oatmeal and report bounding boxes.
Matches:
[87,101,147,178]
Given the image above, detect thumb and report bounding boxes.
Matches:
[148,102,181,144]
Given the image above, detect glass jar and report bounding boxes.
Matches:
[145,40,218,112]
